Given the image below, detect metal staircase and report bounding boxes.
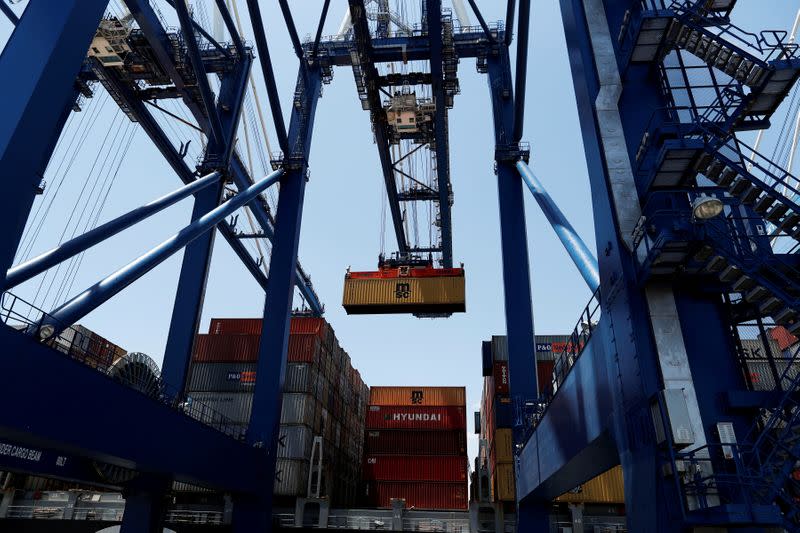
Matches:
[623,0,800,127]
[634,207,800,334]
[740,345,800,530]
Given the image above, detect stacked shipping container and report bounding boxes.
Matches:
[185,317,369,506]
[478,335,624,505]
[363,386,469,510]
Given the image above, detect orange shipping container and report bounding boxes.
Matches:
[492,428,514,463]
[555,465,625,504]
[342,273,465,315]
[369,386,466,407]
[492,463,515,502]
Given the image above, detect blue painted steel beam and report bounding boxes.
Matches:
[512,0,531,142]
[228,155,324,315]
[426,0,454,268]
[173,0,225,145]
[40,169,284,335]
[161,58,252,396]
[487,48,539,412]
[348,0,409,254]
[464,0,496,43]
[314,31,497,65]
[97,67,270,293]
[312,0,332,58]
[517,161,599,292]
[0,326,266,492]
[123,0,210,132]
[213,0,245,57]
[162,0,233,60]
[245,0,290,154]
[0,1,18,25]
[505,0,517,45]
[4,172,222,290]
[278,0,306,62]
[0,0,108,288]
[234,66,323,533]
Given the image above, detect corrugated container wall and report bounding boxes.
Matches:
[184,317,368,507]
[363,385,468,510]
[369,386,466,406]
[480,335,573,505]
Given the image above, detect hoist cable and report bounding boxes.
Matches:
[35,111,126,308]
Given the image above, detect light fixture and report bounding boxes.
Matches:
[691,194,723,220]
[38,324,55,340]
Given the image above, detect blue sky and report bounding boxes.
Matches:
[1,0,798,466]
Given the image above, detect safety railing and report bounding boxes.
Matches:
[632,208,800,306]
[641,0,798,62]
[526,287,602,435]
[3,504,222,524]
[0,291,248,442]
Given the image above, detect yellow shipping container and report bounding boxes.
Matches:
[492,429,514,463]
[342,276,465,314]
[493,463,515,502]
[555,466,625,504]
[369,386,466,407]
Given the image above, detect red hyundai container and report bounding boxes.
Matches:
[192,334,260,362]
[364,430,466,456]
[208,317,329,338]
[366,481,468,510]
[363,456,467,482]
[366,405,466,430]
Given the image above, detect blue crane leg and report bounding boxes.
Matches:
[119,477,171,533]
[487,44,546,533]
[512,0,531,142]
[39,170,284,336]
[232,67,322,533]
[0,0,109,287]
[173,0,224,145]
[4,172,222,289]
[516,161,600,292]
[160,180,224,393]
[426,0,454,267]
[161,60,252,394]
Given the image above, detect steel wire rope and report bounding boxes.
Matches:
[34,110,126,308]
[168,98,204,152]
[17,92,106,256]
[56,119,138,299]
[56,124,138,307]
[768,87,799,173]
[165,99,203,162]
[17,92,111,264]
[238,108,270,275]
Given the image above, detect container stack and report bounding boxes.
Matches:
[185,317,369,506]
[53,324,127,370]
[478,335,624,506]
[363,386,468,510]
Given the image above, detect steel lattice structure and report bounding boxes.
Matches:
[1,0,800,532]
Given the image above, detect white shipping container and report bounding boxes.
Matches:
[281,393,318,426]
[491,335,509,362]
[188,392,253,424]
[278,425,315,460]
[274,459,310,496]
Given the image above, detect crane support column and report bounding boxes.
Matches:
[487,43,547,530]
[0,0,108,288]
[119,477,171,533]
[162,58,251,393]
[233,66,323,533]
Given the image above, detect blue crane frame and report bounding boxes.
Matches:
[0,1,541,532]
